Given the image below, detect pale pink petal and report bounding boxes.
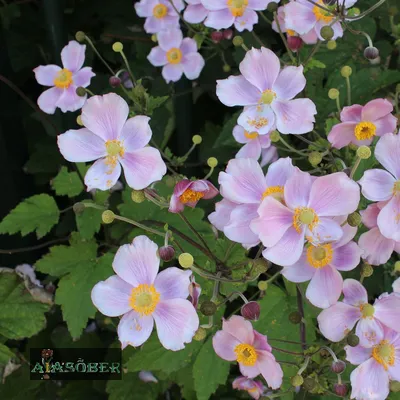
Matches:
[37,87,63,114]
[345,344,372,365]
[360,204,380,229]
[377,195,400,241]
[374,294,400,333]
[158,28,183,52]
[56,85,86,113]
[184,4,208,23]
[253,331,272,352]
[281,252,316,283]
[154,267,192,301]
[144,15,180,34]
[358,228,395,266]
[84,157,121,191]
[239,363,261,379]
[91,275,132,317]
[57,128,106,162]
[33,65,61,86]
[216,75,260,107]
[119,116,152,152]
[256,351,283,389]
[201,0,228,10]
[213,330,241,361]
[182,52,205,80]
[260,146,278,167]
[233,125,249,144]
[208,199,236,231]
[265,157,295,187]
[374,114,397,137]
[341,104,363,122]
[61,41,86,73]
[332,241,361,271]
[73,67,95,87]
[343,279,368,307]
[135,0,158,17]
[318,302,361,342]
[162,63,183,83]
[361,98,394,122]
[180,37,198,55]
[234,9,258,32]
[112,236,160,287]
[204,9,235,29]
[118,311,154,348]
[273,66,306,101]
[237,105,276,136]
[389,357,400,381]
[153,298,199,350]
[147,46,168,67]
[358,169,395,201]
[248,0,271,9]
[356,318,384,347]
[284,169,313,209]
[327,121,357,149]
[284,1,316,34]
[223,315,254,344]
[332,222,357,248]
[375,132,400,180]
[309,217,343,244]
[393,277,400,293]
[236,140,262,159]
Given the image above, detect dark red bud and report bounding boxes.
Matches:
[287,36,303,52]
[109,76,121,88]
[223,29,233,40]
[241,301,261,321]
[331,360,346,374]
[334,383,348,397]
[364,46,379,60]
[159,245,175,262]
[211,31,224,43]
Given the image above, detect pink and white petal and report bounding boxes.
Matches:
[341,104,363,122]
[216,75,260,107]
[256,351,283,390]
[154,267,192,301]
[281,253,315,283]
[201,0,228,10]
[37,87,63,114]
[374,114,397,137]
[147,46,168,67]
[81,93,129,141]
[310,217,343,245]
[389,358,400,381]
[377,195,400,242]
[168,194,184,213]
[112,235,160,287]
[360,203,381,229]
[259,134,271,147]
[201,180,219,199]
[61,41,86,73]
[358,169,395,202]
[260,146,278,167]
[182,52,205,80]
[265,157,295,187]
[119,116,152,152]
[374,294,400,333]
[327,121,357,149]
[284,169,313,209]
[233,125,249,144]
[308,172,360,217]
[118,311,154,348]
[318,302,361,342]
[332,241,361,271]
[144,16,175,34]
[157,28,183,52]
[237,105,276,136]
[248,0,270,10]
[73,67,95,87]
[239,363,261,379]
[208,199,236,231]
[162,63,183,83]
[153,298,199,350]
[33,65,61,86]
[180,37,198,55]
[361,98,394,122]
[135,0,158,16]
[120,147,166,190]
[356,318,384,347]
[234,9,258,32]
[91,275,132,317]
[213,330,241,361]
[84,157,121,191]
[332,223,357,248]
[253,331,272,352]
[375,132,400,180]
[236,140,262,159]
[183,4,208,23]
[284,1,316,34]
[239,47,280,92]
[56,85,86,113]
[358,228,395,266]
[57,128,106,162]
[273,66,306,101]
[306,266,343,309]
[343,279,368,307]
[169,0,185,12]
[204,9,235,29]
[223,315,255,344]
[345,344,372,365]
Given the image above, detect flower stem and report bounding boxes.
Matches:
[119,50,136,85]
[279,135,308,156]
[297,285,307,350]
[345,76,352,106]
[350,157,361,179]
[273,12,296,64]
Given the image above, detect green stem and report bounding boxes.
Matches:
[304,40,322,66]
[251,30,265,47]
[258,11,272,25]
[336,95,342,113]
[273,12,296,64]
[345,76,351,106]
[120,50,136,85]
[279,135,308,156]
[350,157,361,179]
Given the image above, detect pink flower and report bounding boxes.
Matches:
[345,328,400,400]
[260,146,279,167]
[33,41,95,114]
[233,125,273,160]
[57,93,166,191]
[91,236,199,350]
[358,203,400,266]
[184,0,208,23]
[202,0,276,32]
[169,179,218,213]
[251,170,360,266]
[148,29,205,83]
[212,316,283,389]
[188,276,201,308]
[217,48,317,135]
[282,224,361,308]
[135,0,184,34]
[328,99,397,149]
[209,157,296,247]
[232,376,266,399]
[318,279,400,347]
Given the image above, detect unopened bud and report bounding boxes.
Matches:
[241,301,261,321]
[289,311,302,324]
[75,31,86,42]
[151,34,157,43]
[76,87,87,97]
[223,64,231,73]
[267,2,278,12]
[287,36,303,52]
[102,210,115,224]
[308,151,323,166]
[73,202,85,215]
[258,281,268,291]
[291,375,304,387]
[158,245,175,262]
[347,334,360,347]
[109,76,121,88]
[347,212,361,227]
[207,157,218,168]
[178,253,194,269]
[357,145,371,159]
[361,263,373,278]
[303,377,317,391]
[395,261,400,272]
[200,301,217,316]
[252,258,269,275]
[364,46,379,60]
[192,135,202,144]
[390,381,400,392]
[112,42,123,52]
[193,327,207,341]
[327,40,336,50]
[328,88,339,100]
[320,348,330,358]
[270,130,280,142]
[233,36,244,47]
[341,66,352,78]
[320,26,334,40]
[331,360,346,374]
[76,115,83,126]
[211,31,224,43]
[131,190,146,203]
[334,383,348,397]
[223,29,233,40]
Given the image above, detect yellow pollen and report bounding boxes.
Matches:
[360,303,375,319]
[166,48,182,64]
[260,90,277,105]
[262,185,284,201]
[306,244,333,268]
[313,0,334,23]
[286,29,296,36]
[179,188,204,204]
[244,131,259,140]
[354,121,376,141]
[106,140,124,157]
[53,68,73,89]
[227,0,248,17]
[129,284,160,316]
[393,181,400,194]
[234,343,258,366]
[372,340,395,371]
[152,3,168,18]
[293,207,319,233]
[247,117,269,130]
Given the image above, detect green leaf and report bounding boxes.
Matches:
[304,58,326,73]
[212,111,241,148]
[75,202,102,239]
[147,95,169,115]
[0,194,59,239]
[0,273,50,340]
[192,336,230,400]
[0,366,43,399]
[51,166,84,197]
[0,343,15,365]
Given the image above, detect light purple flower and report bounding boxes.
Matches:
[251,170,360,266]
[318,279,400,347]
[91,235,199,350]
[33,41,95,114]
[358,132,400,242]
[202,0,276,32]
[328,99,397,149]
[345,328,400,400]
[233,125,272,160]
[232,376,266,400]
[217,48,317,135]
[135,0,184,34]
[148,29,205,83]
[282,224,361,309]
[57,93,166,191]
[169,179,218,213]
[184,0,208,23]
[212,316,283,389]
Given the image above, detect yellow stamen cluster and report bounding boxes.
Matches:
[372,340,395,371]
[234,343,258,366]
[179,189,204,204]
[262,185,284,201]
[260,89,277,105]
[360,303,375,319]
[54,68,73,89]
[293,207,319,233]
[166,48,182,64]
[227,0,249,17]
[244,131,259,140]
[105,140,124,171]
[354,121,376,141]
[313,0,334,23]
[247,117,269,130]
[306,244,333,268]
[129,284,160,316]
[153,3,168,18]
[393,181,400,194]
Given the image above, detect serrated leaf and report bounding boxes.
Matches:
[0,366,43,399]
[51,166,84,197]
[0,194,59,239]
[75,203,102,239]
[0,343,15,365]
[147,95,168,115]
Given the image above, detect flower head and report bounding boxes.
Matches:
[33,41,95,114]
[232,376,266,399]
[183,0,209,23]
[57,93,166,191]
[217,48,317,135]
[91,236,199,350]
[213,316,283,389]
[318,279,400,347]
[233,125,273,160]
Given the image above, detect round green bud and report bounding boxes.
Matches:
[270,130,280,143]
[361,263,373,278]
[75,31,86,42]
[151,34,158,43]
[328,88,339,100]
[223,64,231,73]
[347,7,360,16]
[192,135,202,145]
[347,334,360,347]
[357,146,371,160]
[193,327,207,341]
[179,253,194,269]
[267,2,278,12]
[102,210,115,224]
[232,36,244,47]
[73,202,85,215]
[252,258,269,275]
[341,66,352,78]
[200,301,217,316]
[131,190,146,203]
[207,157,218,168]
[76,86,87,97]
[394,261,400,272]
[258,281,268,291]
[112,42,124,52]
[308,151,323,166]
[390,381,400,392]
[76,115,83,126]
[347,212,362,227]
[320,25,334,41]
[289,311,302,325]
[303,377,317,391]
[327,40,337,50]
[291,375,304,387]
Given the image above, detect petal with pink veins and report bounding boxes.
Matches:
[147,47,168,67]
[37,87,63,114]
[84,157,121,191]
[340,104,363,122]
[374,294,400,333]
[273,66,306,101]
[213,330,240,361]
[256,350,283,390]
[358,228,395,266]
[327,122,357,149]
[73,67,95,87]
[358,169,395,202]
[284,169,313,209]
[345,344,372,365]
[183,4,208,23]
[331,241,361,271]
[375,132,400,180]
[204,9,235,29]
[361,98,394,122]
[216,75,260,107]
[182,52,205,80]
[236,140,262,159]
[377,195,400,242]
[265,157,295,187]
[208,199,236,231]
[360,204,381,229]
[356,317,384,347]
[284,1,316,34]
[281,253,315,283]
[374,114,397,137]
[343,279,368,307]
[118,311,154,348]
[154,267,192,301]
[158,28,183,52]
[223,315,255,344]
[119,116,152,152]
[61,41,86,72]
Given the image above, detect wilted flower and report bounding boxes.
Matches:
[188,276,201,308]
[33,41,95,114]
[183,0,209,23]
[232,125,273,160]
[232,376,266,399]
[91,236,199,350]
[57,93,166,191]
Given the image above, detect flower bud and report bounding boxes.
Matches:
[109,76,121,88]
[223,29,233,40]
[291,375,304,387]
[341,66,352,78]
[102,210,115,224]
[303,377,317,391]
[223,64,231,73]
[131,190,146,203]
[76,115,83,126]
[395,261,400,272]
[241,301,261,321]
[200,301,217,316]
[320,348,330,358]
[328,88,339,100]
[75,31,86,42]
[178,253,194,269]
[233,36,244,47]
[320,26,334,40]
[346,334,360,347]
[258,280,268,291]
[73,202,85,215]
[390,381,400,392]
[357,145,371,159]
[192,135,202,144]
[76,87,87,97]
[334,383,348,397]
[211,31,224,43]
[347,212,361,227]
[308,151,323,166]
[270,130,280,142]
[361,263,373,278]
[207,157,218,168]
[364,46,379,60]
[193,327,207,341]
[287,36,303,52]
[112,42,123,52]
[327,40,336,50]
[158,245,175,262]
[253,258,269,275]
[289,311,302,324]
[267,2,278,12]
[346,7,360,16]
[331,360,346,374]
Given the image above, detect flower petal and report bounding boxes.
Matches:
[223,315,255,344]
[341,104,363,122]
[375,132,400,180]
[208,199,236,231]
[356,317,384,347]
[361,98,394,122]
[265,157,295,187]
[119,116,152,152]
[183,4,208,23]
[37,87,62,114]
[310,217,343,244]
[73,67,95,87]
[204,8,235,29]
[343,279,368,307]
[358,227,395,266]
[360,204,380,229]
[374,114,398,137]
[327,121,357,149]
[84,157,121,191]
[374,293,400,333]
[162,63,183,83]
[33,65,61,86]
[61,41,86,73]
[284,169,313,209]
[56,85,86,113]
[182,52,205,80]
[158,28,183,51]
[236,140,262,159]
[256,351,283,390]
[284,1,316,34]
[216,75,260,107]
[154,267,192,301]
[239,363,261,379]
[237,105,276,136]
[377,195,400,242]
[345,344,372,365]
[234,8,258,32]
[147,46,168,67]
[273,66,306,101]
[358,169,395,201]
[212,330,240,361]
[332,241,361,271]
[118,311,154,348]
